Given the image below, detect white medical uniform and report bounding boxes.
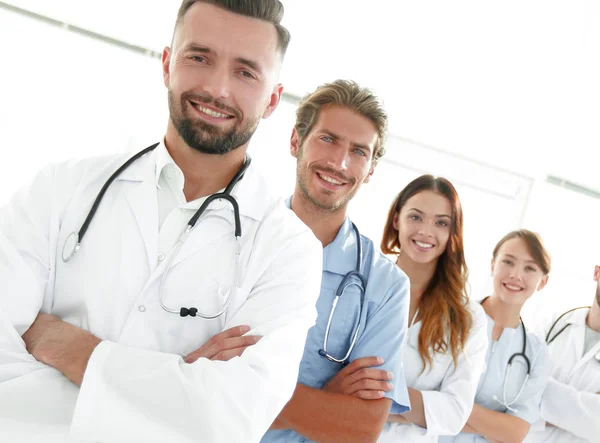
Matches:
[440,313,550,442]
[378,299,489,442]
[0,142,323,443]
[525,307,600,443]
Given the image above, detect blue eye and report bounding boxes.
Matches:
[321,136,333,143]
[353,148,366,157]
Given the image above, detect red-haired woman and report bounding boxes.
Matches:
[378,175,488,442]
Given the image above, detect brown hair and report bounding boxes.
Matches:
[492,229,551,275]
[175,0,291,56]
[294,79,388,165]
[381,175,472,369]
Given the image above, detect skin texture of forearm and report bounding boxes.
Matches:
[277,383,392,443]
[400,387,426,427]
[466,404,529,443]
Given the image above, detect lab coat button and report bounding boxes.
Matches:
[138,305,146,313]
[158,253,165,261]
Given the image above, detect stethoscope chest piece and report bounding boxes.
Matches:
[62,232,81,262]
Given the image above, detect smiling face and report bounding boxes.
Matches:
[491,237,549,306]
[291,105,378,212]
[162,2,283,155]
[393,190,452,265]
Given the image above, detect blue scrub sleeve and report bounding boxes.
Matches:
[348,275,411,414]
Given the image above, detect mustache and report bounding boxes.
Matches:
[182,92,241,119]
[314,166,354,184]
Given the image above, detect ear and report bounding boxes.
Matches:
[392,211,399,230]
[290,128,300,158]
[537,274,549,291]
[262,83,284,119]
[162,47,172,88]
[363,165,375,184]
[490,258,496,275]
[594,265,600,282]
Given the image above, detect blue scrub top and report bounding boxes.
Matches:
[261,215,411,443]
[439,312,550,442]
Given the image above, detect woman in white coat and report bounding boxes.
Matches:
[442,230,552,442]
[378,175,489,442]
[525,265,600,443]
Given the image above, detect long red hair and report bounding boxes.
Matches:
[381,175,472,369]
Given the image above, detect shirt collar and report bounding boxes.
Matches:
[155,140,184,190]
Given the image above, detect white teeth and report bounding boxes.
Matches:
[505,284,522,291]
[195,105,230,118]
[318,173,343,185]
[415,240,433,249]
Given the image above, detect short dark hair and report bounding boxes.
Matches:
[175,0,291,57]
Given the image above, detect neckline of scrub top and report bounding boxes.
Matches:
[285,197,359,276]
[484,312,522,343]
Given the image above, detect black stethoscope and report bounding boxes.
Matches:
[481,297,531,412]
[546,306,600,362]
[318,222,367,365]
[61,143,251,319]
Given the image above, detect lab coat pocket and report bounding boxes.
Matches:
[176,280,250,356]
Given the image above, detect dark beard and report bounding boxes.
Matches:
[168,91,260,155]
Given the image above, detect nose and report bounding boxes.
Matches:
[509,267,525,281]
[201,64,231,99]
[417,221,435,237]
[325,145,349,171]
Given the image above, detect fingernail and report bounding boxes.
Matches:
[240,325,251,333]
[377,357,384,364]
[252,336,262,343]
[385,383,393,390]
[387,371,394,379]
[378,391,385,397]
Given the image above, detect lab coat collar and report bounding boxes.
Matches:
[323,217,360,276]
[563,307,590,328]
[115,141,267,222]
[283,197,359,276]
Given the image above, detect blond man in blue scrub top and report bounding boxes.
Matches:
[261,80,412,442]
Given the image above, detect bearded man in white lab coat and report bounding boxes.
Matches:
[0,1,323,442]
[525,265,600,443]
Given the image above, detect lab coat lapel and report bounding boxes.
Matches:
[569,308,600,375]
[568,309,590,377]
[121,153,159,272]
[168,201,234,268]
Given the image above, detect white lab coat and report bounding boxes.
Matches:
[378,299,489,442]
[0,148,323,443]
[525,308,600,443]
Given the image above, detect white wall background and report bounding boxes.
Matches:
[0,1,599,329]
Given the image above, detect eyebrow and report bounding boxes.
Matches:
[503,253,539,264]
[319,130,372,153]
[182,43,264,76]
[407,208,451,219]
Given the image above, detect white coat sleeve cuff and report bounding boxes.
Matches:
[70,340,113,437]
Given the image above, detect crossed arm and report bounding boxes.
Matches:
[271,357,395,443]
[22,315,395,443]
[461,404,530,443]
